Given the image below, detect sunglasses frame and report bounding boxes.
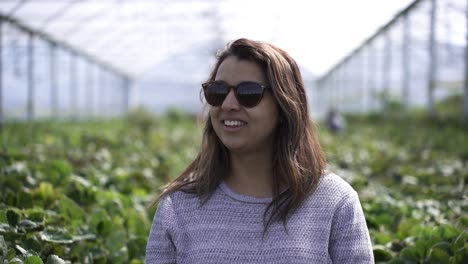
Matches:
[202,80,270,108]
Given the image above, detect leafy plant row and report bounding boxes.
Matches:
[320,114,467,263]
[1,109,200,263]
[0,108,467,263]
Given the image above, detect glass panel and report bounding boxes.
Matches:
[4,23,28,120]
[56,47,70,118]
[33,37,51,118]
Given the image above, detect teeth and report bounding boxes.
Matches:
[224,120,245,127]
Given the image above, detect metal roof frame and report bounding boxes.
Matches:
[0,0,218,78]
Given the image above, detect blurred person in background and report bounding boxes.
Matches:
[326,106,346,133]
[146,38,373,263]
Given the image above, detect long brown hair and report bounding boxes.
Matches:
[151,38,326,234]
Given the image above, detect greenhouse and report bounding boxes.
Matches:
[0,0,467,263]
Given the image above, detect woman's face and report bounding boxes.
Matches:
[210,56,280,154]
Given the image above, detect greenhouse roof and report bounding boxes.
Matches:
[0,0,230,78]
[0,0,417,79]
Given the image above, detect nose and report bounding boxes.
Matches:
[221,89,240,111]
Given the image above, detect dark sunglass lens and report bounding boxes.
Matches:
[205,82,228,106]
[237,83,264,107]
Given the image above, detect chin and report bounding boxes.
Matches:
[221,140,247,153]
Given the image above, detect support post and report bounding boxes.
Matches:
[69,53,77,119]
[367,43,376,111]
[332,69,338,110]
[428,0,438,116]
[86,62,93,118]
[0,19,3,131]
[50,43,57,118]
[359,51,365,113]
[464,0,468,122]
[27,32,34,122]
[100,68,105,118]
[374,41,381,111]
[123,77,130,115]
[383,30,392,112]
[402,13,410,109]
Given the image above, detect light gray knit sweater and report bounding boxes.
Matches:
[146,173,374,263]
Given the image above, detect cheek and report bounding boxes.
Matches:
[209,108,218,121]
[256,105,280,132]
[266,102,280,125]
[268,113,280,132]
[209,108,221,130]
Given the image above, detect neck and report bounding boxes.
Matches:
[225,147,276,198]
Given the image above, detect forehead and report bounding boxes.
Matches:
[215,56,267,85]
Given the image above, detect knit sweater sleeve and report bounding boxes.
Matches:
[145,195,177,264]
[329,190,374,263]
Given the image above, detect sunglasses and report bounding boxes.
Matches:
[202,81,270,108]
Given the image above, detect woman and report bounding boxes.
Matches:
[146,38,374,263]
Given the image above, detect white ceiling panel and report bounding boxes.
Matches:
[2,0,455,80]
[0,0,218,78]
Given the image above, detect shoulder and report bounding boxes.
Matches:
[302,172,359,209]
[153,189,200,230]
[159,189,200,212]
[317,172,356,196]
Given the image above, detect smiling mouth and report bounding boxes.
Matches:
[223,120,247,127]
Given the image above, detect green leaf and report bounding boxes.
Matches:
[3,189,17,207]
[45,255,65,264]
[457,216,468,230]
[0,223,15,235]
[7,248,16,260]
[18,220,43,233]
[373,246,393,261]
[24,256,43,264]
[96,220,112,237]
[127,237,147,260]
[21,237,42,253]
[452,231,467,252]
[428,248,450,264]
[71,233,96,242]
[15,245,27,255]
[9,257,24,264]
[0,235,7,257]
[110,246,128,263]
[396,218,419,239]
[51,160,72,177]
[400,247,421,262]
[58,196,84,224]
[0,210,6,223]
[6,211,20,227]
[90,209,111,237]
[24,210,44,224]
[36,182,56,204]
[438,225,458,241]
[17,191,33,209]
[371,230,393,245]
[452,243,468,263]
[40,228,73,244]
[124,208,150,237]
[105,229,127,252]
